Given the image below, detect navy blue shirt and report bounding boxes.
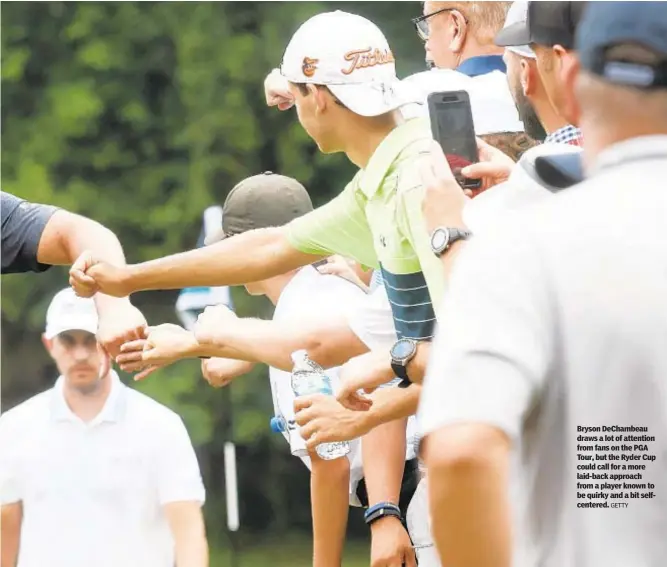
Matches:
[1,192,58,274]
[456,55,506,77]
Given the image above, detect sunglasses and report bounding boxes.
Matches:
[412,7,468,42]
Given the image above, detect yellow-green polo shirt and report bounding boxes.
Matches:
[287,118,445,341]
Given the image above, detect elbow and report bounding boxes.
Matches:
[423,423,510,477]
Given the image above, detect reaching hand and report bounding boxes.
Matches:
[460,137,516,193]
[201,357,254,388]
[294,394,372,449]
[69,251,133,298]
[117,323,198,380]
[264,68,294,111]
[193,304,238,345]
[421,141,470,234]
[315,255,370,292]
[370,516,418,567]
[96,301,148,360]
[336,351,395,411]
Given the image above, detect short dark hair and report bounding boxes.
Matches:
[290,82,348,109]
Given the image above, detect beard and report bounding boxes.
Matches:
[514,88,547,142]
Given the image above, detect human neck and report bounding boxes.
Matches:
[533,96,569,135]
[341,112,402,168]
[258,271,298,305]
[63,372,112,423]
[581,121,667,171]
[458,42,504,65]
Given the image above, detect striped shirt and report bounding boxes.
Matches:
[287,118,445,341]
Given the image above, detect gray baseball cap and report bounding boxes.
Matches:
[205,172,313,245]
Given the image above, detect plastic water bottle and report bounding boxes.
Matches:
[290,350,350,460]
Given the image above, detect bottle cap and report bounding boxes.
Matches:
[270,416,286,433]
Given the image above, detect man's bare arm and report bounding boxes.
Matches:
[1,502,22,567]
[198,316,369,371]
[164,501,208,567]
[423,424,512,567]
[72,227,324,298]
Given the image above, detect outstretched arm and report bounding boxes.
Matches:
[70,226,324,298]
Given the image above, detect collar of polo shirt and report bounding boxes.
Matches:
[359,118,430,197]
[50,372,126,425]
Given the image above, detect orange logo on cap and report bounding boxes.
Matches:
[341,48,395,75]
[302,57,319,78]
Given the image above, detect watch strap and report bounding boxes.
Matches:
[364,502,402,526]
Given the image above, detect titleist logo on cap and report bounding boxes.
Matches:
[341,47,395,75]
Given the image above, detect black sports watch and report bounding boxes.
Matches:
[390,338,418,387]
[430,227,472,257]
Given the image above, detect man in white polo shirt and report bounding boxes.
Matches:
[0,288,207,567]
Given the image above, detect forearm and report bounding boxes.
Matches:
[362,418,407,506]
[174,532,208,567]
[167,504,209,567]
[125,227,322,292]
[405,343,431,385]
[204,317,368,371]
[1,503,22,567]
[310,453,350,567]
[363,385,421,432]
[425,426,512,567]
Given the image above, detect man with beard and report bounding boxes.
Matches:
[0,288,207,567]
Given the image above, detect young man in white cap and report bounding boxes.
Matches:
[0,288,207,567]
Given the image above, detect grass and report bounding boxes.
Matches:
[210,536,370,567]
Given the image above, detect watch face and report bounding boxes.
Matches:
[431,228,449,251]
[391,339,415,360]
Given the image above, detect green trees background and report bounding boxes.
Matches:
[1,0,425,554]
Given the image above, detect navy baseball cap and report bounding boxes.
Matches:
[495,1,586,51]
[577,1,667,89]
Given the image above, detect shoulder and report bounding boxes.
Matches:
[124,388,184,429]
[0,391,52,432]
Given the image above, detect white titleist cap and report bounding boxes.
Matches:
[500,2,536,59]
[44,288,98,339]
[279,11,420,117]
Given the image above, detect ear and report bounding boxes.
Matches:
[560,50,581,127]
[449,10,468,53]
[42,334,53,352]
[309,84,329,115]
[522,58,539,97]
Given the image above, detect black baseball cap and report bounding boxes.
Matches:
[495,1,586,51]
[577,1,667,89]
[205,172,313,244]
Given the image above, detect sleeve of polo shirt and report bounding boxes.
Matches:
[286,177,377,269]
[418,224,554,443]
[0,415,21,505]
[155,416,206,506]
[395,178,447,303]
[1,192,59,274]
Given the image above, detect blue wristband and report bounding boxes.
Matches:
[364,501,402,526]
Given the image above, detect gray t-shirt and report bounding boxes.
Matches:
[419,136,667,567]
[1,192,58,274]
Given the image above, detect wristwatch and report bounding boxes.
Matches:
[430,227,472,257]
[390,338,418,387]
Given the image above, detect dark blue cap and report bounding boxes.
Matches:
[577,1,667,89]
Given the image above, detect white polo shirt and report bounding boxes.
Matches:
[270,265,418,506]
[419,136,667,566]
[0,373,205,567]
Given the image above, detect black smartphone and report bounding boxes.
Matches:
[427,90,481,190]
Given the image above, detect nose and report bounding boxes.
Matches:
[73,344,91,362]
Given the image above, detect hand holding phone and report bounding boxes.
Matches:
[427,90,481,190]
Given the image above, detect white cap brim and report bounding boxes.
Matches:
[328,80,422,117]
[44,317,98,340]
